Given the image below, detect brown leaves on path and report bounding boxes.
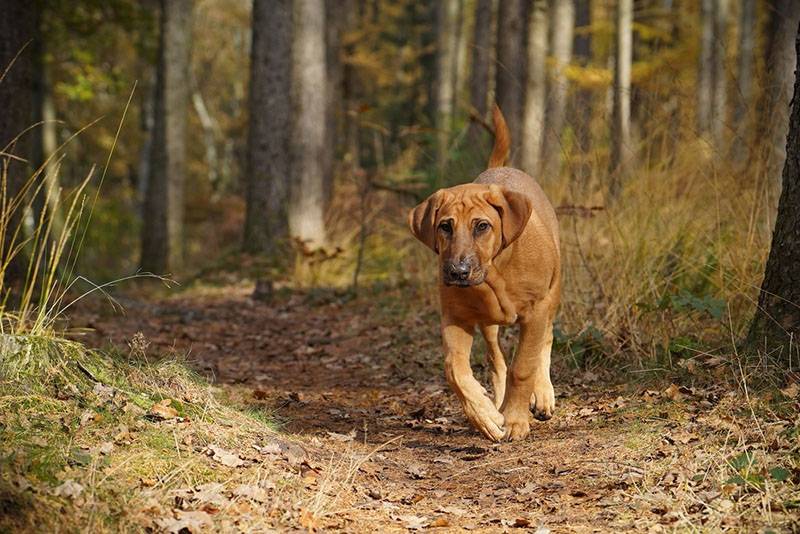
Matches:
[68,287,800,532]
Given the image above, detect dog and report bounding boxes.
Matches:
[408,105,561,441]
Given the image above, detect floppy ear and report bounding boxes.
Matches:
[409,190,444,253]
[485,184,532,248]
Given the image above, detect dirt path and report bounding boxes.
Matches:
[73,286,798,532]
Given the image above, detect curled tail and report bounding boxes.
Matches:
[488,104,510,168]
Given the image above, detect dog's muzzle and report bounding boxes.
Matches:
[442,259,484,287]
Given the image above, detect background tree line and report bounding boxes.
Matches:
[1,0,799,366]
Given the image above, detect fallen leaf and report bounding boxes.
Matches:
[79,410,100,427]
[780,382,799,398]
[191,483,229,506]
[663,383,682,401]
[155,510,213,533]
[326,429,356,442]
[93,441,114,456]
[205,445,245,468]
[435,505,468,516]
[149,398,179,420]
[391,513,428,530]
[92,382,116,403]
[406,464,427,479]
[54,479,84,499]
[429,517,450,528]
[232,484,270,503]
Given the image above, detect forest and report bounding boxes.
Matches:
[1,0,800,531]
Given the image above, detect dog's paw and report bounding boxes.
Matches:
[462,396,505,442]
[530,381,555,421]
[501,407,531,441]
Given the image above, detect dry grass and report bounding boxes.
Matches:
[0,335,325,532]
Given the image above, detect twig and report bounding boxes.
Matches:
[466,105,495,135]
[76,360,100,382]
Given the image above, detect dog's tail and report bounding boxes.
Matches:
[487,104,510,168]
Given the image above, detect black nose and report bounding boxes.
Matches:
[445,261,471,281]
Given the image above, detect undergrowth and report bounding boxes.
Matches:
[0,334,303,532]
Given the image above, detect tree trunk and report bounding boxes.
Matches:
[571,0,592,184]
[467,0,494,166]
[542,0,574,180]
[244,0,292,254]
[521,0,548,176]
[0,0,35,291]
[697,0,713,136]
[748,23,800,367]
[495,0,526,164]
[289,0,328,249]
[31,40,61,239]
[191,89,220,189]
[141,0,192,273]
[609,0,632,197]
[434,0,461,170]
[735,0,755,124]
[325,0,345,208]
[468,0,493,110]
[710,0,729,148]
[763,0,800,184]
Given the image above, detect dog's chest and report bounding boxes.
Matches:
[440,283,514,325]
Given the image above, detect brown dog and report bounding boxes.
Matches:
[409,106,561,441]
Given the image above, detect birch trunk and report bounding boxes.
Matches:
[609,0,632,197]
[289,0,328,249]
[521,0,548,176]
[542,0,574,180]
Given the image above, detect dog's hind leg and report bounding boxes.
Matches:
[480,324,507,408]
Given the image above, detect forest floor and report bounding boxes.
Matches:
[9,282,800,532]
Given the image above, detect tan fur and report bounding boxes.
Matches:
[409,106,561,441]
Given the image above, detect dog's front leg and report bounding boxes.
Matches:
[500,294,556,441]
[442,321,506,441]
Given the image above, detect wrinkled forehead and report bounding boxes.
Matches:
[436,185,499,222]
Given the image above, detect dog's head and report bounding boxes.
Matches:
[408,183,532,287]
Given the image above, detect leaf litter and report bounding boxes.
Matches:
[56,285,800,532]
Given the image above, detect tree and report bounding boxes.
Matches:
[763,0,800,183]
[288,0,328,249]
[542,0,574,180]
[609,0,632,197]
[697,0,729,148]
[735,0,755,124]
[710,0,729,148]
[571,0,592,184]
[0,0,36,290]
[141,0,192,273]
[434,0,461,170]
[244,0,292,254]
[468,0,492,121]
[521,0,547,176]
[697,0,714,136]
[325,0,347,207]
[495,0,526,164]
[31,8,61,241]
[748,23,800,366]
[467,0,492,158]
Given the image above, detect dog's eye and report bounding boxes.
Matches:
[475,221,491,233]
[439,221,453,234]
